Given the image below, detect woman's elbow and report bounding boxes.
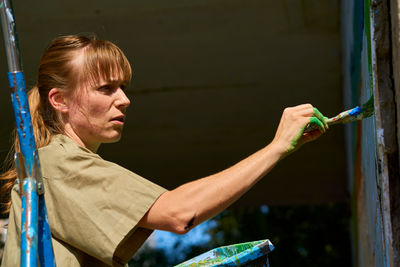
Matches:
[146,191,198,234]
[168,211,197,235]
[172,226,190,235]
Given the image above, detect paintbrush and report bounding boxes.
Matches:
[305,96,374,132]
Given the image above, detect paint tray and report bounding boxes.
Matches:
[175,239,274,267]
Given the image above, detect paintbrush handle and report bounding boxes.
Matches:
[304,106,363,133]
[327,106,363,125]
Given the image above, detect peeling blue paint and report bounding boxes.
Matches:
[20,178,38,267]
[38,195,56,267]
[8,71,36,176]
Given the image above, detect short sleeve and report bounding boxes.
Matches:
[39,137,167,266]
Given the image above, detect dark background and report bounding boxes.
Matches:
[1,1,351,265]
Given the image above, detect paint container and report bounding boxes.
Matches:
[175,239,274,267]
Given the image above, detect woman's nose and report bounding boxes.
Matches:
[115,88,131,108]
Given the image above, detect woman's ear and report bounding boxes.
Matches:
[48,88,69,113]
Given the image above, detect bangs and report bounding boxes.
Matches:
[80,40,132,88]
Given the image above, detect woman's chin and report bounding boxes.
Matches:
[101,132,123,144]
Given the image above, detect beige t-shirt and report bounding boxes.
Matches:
[1,135,167,267]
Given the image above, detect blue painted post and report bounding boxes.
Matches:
[0,0,56,266]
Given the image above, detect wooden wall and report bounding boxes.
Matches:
[342,0,400,265]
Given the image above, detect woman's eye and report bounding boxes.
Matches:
[98,83,127,92]
[99,85,111,91]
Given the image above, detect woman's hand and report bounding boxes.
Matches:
[271,104,328,158]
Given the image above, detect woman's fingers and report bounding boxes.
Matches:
[294,106,326,123]
[313,107,328,128]
[297,107,314,117]
[309,117,326,133]
[293,103,314,111]
[297,106,328,133]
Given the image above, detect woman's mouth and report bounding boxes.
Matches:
[111,115,125,125]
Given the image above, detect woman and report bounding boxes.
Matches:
[0,34,328,267]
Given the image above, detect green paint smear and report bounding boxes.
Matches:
[364,0,374,86]
[313,107,325,124]
[361,95,374,117]
[287,111,327,153]
[288,126,305,153]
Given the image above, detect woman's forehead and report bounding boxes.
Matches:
[93,74,127,85]
[71,48,131,87]
[83,68,129,87]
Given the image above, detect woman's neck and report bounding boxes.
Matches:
[63,124,100,153]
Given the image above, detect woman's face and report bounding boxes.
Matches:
[64,76,131,152]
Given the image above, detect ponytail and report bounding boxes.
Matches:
[0,86,53,214]
[29,85,53,148]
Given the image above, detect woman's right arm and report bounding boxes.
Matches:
[137,104,328,234]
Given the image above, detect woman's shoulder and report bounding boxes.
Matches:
[38,134,104,179]
[38,134,132,180]
[39,134,96,156]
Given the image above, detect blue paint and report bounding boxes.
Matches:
[8,71,36,176]
[349,106,362,116]
[38,195,56,267]
[21,178,38,267]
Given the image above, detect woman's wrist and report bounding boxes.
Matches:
[267,140,287,161]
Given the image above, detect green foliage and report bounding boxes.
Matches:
[209,203,351,267]
[129,245,170,267]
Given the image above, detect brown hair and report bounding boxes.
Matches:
[0,34,132,213]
